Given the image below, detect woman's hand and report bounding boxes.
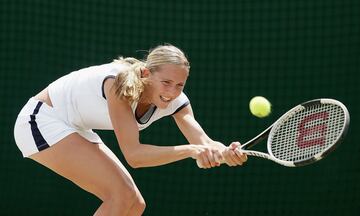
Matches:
[222,142,248,166]
[189,145,223,169]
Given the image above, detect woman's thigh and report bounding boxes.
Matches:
[29,132,140,201]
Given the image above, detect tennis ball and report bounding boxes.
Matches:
[249,96,271,118]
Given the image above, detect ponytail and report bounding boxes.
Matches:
[112,57,146,104]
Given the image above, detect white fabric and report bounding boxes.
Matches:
[48,62,190,131]
[14,62,190,157]
[14,98,103,157]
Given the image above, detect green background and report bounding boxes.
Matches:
[1,0,359,215]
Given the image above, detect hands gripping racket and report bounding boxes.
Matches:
[220,99,349,167]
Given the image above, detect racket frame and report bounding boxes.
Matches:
[239,98,350,167]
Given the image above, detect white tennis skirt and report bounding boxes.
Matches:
[14,97,103,157]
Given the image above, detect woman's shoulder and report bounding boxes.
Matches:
[163,92,190,115]
[70,62,130,78]
[88,62,129,71]
[177,92,190,102]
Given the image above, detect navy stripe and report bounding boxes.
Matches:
[102,75,116,99]
[136,105,157,125]
[172,101,190,115]
[28,102,50,151]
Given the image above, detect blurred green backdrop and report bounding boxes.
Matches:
[1,0,359,215]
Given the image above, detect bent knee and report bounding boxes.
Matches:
[136,195,146,212]
[102,184,146,210]
[120,189,146,211]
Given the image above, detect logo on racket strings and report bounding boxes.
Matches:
[297,112,329,148]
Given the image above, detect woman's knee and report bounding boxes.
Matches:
[134,194,146,213]
[102,182,146,211]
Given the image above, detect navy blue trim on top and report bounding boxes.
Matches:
[171,101,190,115]
[28,102,50,151]
[136,104,157,124]
[102,75,116,99]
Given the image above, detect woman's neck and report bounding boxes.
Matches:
[136,94,153,117]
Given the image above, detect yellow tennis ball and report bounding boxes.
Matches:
[249,96,271,118]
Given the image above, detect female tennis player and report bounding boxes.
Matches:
[14,45,247,216]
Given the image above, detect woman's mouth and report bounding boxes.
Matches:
[160,95,172,103]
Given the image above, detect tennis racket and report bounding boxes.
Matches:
[215,98,349,167]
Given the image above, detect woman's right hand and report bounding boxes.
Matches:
[189,144,223,169]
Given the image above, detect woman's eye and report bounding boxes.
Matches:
[162,81,171,85]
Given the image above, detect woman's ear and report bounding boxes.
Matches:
[141,68,151,78]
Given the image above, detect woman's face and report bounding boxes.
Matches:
[143,64,189,109]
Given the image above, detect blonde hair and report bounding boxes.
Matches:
[112,45,190,104]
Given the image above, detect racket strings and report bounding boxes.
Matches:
[270,104,345,162]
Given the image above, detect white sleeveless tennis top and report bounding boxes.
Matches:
[48,62,190,131]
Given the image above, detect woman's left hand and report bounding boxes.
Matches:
[222,142,248,166]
